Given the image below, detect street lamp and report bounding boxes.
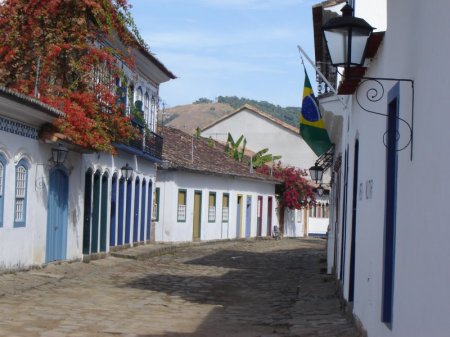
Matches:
[321,3,414,159]
[51,144,69,165]
[315,184,325,197]
[309,164,324,184]
[121,163,133,180]
[322,2,374,70]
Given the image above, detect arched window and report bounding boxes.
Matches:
[14,159,29,227]
[0,154,5,227]
[136,87,143,103]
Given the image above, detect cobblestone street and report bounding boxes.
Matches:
[0,239,359,337]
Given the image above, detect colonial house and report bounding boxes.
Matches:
[202,103,329,237]
[0,20,175,268]
[155,127,280,242]
[81,44,175,256]
[0,87,84,268]
[312,0,450,336]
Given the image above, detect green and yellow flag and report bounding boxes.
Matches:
[300,68,332,156]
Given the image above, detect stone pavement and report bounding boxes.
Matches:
[0,238,360,337]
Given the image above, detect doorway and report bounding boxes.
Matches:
[193,191,202,240]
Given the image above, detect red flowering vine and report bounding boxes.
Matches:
[257,162,315,209]
[0,0,147,153]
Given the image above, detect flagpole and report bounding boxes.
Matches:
[297,45,347,108]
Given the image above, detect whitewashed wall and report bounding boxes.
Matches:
[155,170,278,242]
[326,0,450,336]
[202,108,317,170]
[0,129,83,269]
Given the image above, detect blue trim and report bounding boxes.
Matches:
[340,146,349,281]
[110,174,118,247]
[133,177,140,243]
[91,171,101,253]
[100,173,109,252]
[125,179,132,244]
[13,159,29,228]
[146,181,153,241]
[82,170,93,254]
[382,82,400,326]
[0,154,5,228]
[140,179,146,242]
[46,166,69,262]
[118,178,125,245]
[113,143,163,163]
[349,140,359,302]
[0,116,38,139]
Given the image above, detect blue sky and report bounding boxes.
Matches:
[130,0,318,109]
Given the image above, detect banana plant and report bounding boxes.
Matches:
[225,133,247,162]
[251,148,282,168]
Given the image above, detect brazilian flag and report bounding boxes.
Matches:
[300,68,332,156]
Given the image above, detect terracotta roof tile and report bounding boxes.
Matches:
[160,127,281,184]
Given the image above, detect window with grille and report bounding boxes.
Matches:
[208,192,216,222]
[222,193,229,223]
[14,160,28,227]
[177,189,187,222]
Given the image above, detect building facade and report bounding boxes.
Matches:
[155,127,280,242]
[314,0,450,336]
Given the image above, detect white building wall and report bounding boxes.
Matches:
[155,171,279,243]
[0,130,83,269]
[202,108,317,170]
[326,0,450,336]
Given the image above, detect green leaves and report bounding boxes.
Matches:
[225,133,247,162]
[251,148,282,169]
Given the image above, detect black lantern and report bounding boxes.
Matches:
[51,144,69,165]
[309,164,324,184]
[322,3,374,69]
[121,163,133,180]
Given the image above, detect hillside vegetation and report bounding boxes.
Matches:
[165,96,301,134]
[195,96,301,127]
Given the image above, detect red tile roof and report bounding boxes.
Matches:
[160,127,281,184]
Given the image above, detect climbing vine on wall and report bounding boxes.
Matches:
[0,0,147,153]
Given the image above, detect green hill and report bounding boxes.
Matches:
[194,96,300,127]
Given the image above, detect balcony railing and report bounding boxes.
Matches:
[128,120,163,161]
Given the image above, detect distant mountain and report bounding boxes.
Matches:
[216,96,300,127]
[164,102,235,134]
[164,96,300,135]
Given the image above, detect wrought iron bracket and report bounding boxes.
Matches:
[353,76,415,161]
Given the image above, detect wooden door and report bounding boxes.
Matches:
[193,191,202,240]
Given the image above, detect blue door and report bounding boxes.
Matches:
[133,178,140,243]
[146,180,152,241]
[46,167,69,263]
[117,178,125,245]
[245,196,252,238]
[140,179,146,242]
[110,174,118,247]
[125,179,132,244]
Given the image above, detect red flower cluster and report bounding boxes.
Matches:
[0,0,145,153]
[257,162,315,210]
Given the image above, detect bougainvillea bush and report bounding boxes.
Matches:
[0,0,146,153]
[257,162,315,210]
